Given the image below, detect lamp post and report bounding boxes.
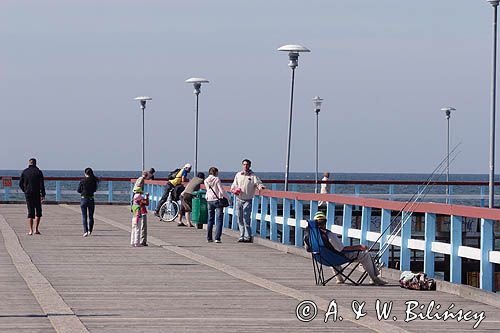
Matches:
[278,44,310,191]
[488,0,500,208]
[185,77,209,176]
[134,96,152,171]
[441,106,455,204]
[313,96,324,193]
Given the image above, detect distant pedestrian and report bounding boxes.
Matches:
[19,158,46,236]
[179,172,205,227]
[77,167,99,237]
[149,167,156,180]
[231,159,265,243]
[318,172,331,207]
[131,179,149,247]
[205,167,231,243]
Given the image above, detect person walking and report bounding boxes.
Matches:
[205,167,231,243]
[231,159,265,243]
[77,167,99,237]
[19,158,46,236]
[131,179,149,247]
[179,172,205,227]
[318,171,331,207]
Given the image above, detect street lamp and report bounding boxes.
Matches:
[487,0,500,208]
[185,77,209,175]
[441,106,456,204]
[278,44,310,191]
[134,96,152,171]
[313,96,324,193]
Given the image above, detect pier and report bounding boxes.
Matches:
[1,200,500,332]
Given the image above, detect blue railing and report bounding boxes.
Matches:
[143,180,500,292]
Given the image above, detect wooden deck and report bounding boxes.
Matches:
[0,204,499,333]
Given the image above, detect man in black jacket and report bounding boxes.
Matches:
[19,158,46,235]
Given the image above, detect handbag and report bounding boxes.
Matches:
[208,183,230,208]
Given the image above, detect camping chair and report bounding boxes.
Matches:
[305,220,364,286]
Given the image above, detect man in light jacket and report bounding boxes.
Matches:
[230,159,265,243]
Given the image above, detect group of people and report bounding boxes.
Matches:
[18,158,384,285]
[151,159,265,244]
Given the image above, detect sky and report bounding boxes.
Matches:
[0,0,497,174]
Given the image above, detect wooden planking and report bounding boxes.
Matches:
[0,204,499,332]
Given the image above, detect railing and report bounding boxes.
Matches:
[141,179,500,292]
[0,177,131,203]
[2,176,500,207]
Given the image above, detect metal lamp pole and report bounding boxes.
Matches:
[185,78,209,176]
[134,96,152,171]
[441,107,455,204]
[313,96,323,193]
[488,0,500,208]
[278,44,310,191]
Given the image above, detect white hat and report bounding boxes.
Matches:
[184,163,192,169]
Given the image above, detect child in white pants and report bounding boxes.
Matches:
[131,184,149,247]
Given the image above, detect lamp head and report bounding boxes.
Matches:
[185,77,209,95]
[312,96,323,113]
[441,107,456,119]
[488,1,500,7]
[134,96,152,109]
[278,44,310,69]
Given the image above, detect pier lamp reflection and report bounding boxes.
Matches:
[185,77,209,176]
[278,44,310,191]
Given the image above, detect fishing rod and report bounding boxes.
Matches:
[375,149,461,261]
[350,144,461,283]
[363,142,461,254]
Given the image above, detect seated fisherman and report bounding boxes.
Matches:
[311,211,387,286]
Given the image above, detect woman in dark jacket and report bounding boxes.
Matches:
[77,167,99,237]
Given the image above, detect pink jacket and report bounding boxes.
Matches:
[204,175,230,202]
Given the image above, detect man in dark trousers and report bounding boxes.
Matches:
[19,158,46,235]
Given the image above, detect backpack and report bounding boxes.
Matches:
[167,168,181,180]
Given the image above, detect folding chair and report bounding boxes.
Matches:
[305,220,364,286]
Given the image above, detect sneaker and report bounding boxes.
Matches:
[154,211,160,217]
[370,276,388,286]
[214,240,221,243]
[83,232,88,237]
[243,237,253,243]
[141,243,148,247]
[237,238,245,243]
[336,278,345,284]
[207,239,213,243]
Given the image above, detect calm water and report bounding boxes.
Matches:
[1,170,497,206]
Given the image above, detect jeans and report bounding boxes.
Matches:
[80,197,95,234]
[207,201,223,241]
[236,198,253,240]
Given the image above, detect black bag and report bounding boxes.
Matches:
[214,197,230,208]
[167,168,181,180]
[208,183,230,208]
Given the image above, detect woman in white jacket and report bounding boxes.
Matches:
[204,167,231,243]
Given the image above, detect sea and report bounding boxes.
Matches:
[0,170,496,207]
